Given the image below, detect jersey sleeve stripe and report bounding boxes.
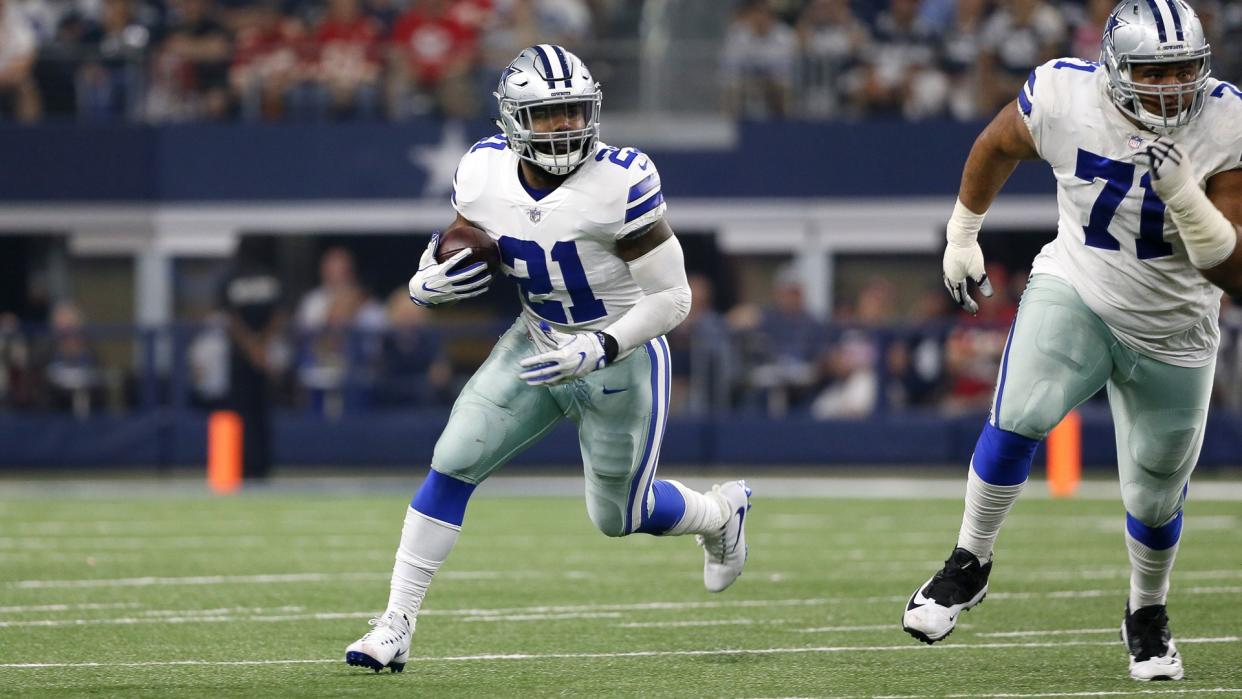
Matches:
[1026,70,1036,96]
[628,173,660,203]
[1018,87,1033,117]
[625,191,665,223]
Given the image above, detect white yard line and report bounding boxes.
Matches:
[975,628,1118,638]
[0,602,140,614]
[1,636,1239,670]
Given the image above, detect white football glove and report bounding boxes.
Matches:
[943,199,994,315]
[1134,137,1193,201]
[518,323,609,387]
[408,232,492,307]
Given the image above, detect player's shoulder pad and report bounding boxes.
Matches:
[1019,57,1100,121]
[452,133,508,209]
[583,142,665,237]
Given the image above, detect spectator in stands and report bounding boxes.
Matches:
[76,0,150,119]
[943,262,1016,412]
[0,0,42,121]
[1069,0,1115,61]
[219,237,284,481]
[147,0,231,120]
[229,0,306,121]
[39,301,104,417]
[795,0,870,118]
[937,0,988,120]
[387,0,480,118]
[1215,294,1242,409]
[295,246,385,415]
[978,0,1065,113]
[667,273,735,416]
[309,0,382,120]
[296,246,386,332]
[887,286,953,409]
[372,288,451,407]
[848,0,944,119]
[721,0,798,119]
[0,312,33,409]
[811,276,897,419]
[729,265,828,415]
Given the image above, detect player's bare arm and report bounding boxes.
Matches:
[1201,169,1242,295]
[958,101,1041,214]
[943,102,1041,314]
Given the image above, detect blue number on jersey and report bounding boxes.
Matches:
[595,147,639,169]
[1074,148,1172,260]
[1053,59,1098,72]
[1211,82,1242,100]
[498,237,607,324]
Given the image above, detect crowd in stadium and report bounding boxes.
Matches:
[2,243,1240,420]
[2,0,1240,122]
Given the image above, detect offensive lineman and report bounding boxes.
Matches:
[344,45,752,673]
[901,0,1242,681]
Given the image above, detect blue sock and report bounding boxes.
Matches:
[972,422,1039,486]
[635,480,686,535]
[409,470,476,526]
[1126,511,1183,550]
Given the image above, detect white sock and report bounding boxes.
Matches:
[660,480,728,536]
[386,507,460,621]
[956,464,1026,561]
[1127,529,1179,610]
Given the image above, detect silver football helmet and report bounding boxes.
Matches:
[1101,0,1211,131]
[494,45,602,176]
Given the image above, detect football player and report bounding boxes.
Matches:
[344,45,752,673]
[901,0,1242,681]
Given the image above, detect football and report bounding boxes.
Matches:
[436,225,499,274]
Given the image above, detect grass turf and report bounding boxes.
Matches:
[1,486,1239,698]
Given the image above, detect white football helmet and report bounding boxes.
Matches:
[1101,0,1211,131]
[494,44,602,176]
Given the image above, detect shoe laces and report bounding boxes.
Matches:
[363,611,407,643]
[1127,605,1172,662]
[925,549,988,605]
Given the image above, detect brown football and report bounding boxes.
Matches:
[436,225,499,273]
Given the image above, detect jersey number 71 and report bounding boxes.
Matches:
[1075,148,1173,260]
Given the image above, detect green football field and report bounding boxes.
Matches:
[2,478,1240,698]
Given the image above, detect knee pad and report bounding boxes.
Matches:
[431,398,510,480]
[1127,409,1203,477]
[585,495,628,538]
[583,431,637,485]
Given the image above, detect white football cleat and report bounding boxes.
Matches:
[345,609,412,673]
[903,547,991,644]
[1122,603,1184,681]
[698,480,751,593]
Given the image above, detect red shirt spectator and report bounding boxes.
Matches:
[389,0,478,86]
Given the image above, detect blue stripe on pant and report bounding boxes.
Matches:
[624,337,669,534]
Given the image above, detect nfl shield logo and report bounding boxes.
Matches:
[1129,134,1145,149]
[527,208,543,223]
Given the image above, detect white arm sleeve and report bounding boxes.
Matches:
[1164,179,1239,270]
[604,235,692,355]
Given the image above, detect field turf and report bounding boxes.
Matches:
[1,480,1239,698]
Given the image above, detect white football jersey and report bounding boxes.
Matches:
[1020,57,1242,366]
[451,134,667,341]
